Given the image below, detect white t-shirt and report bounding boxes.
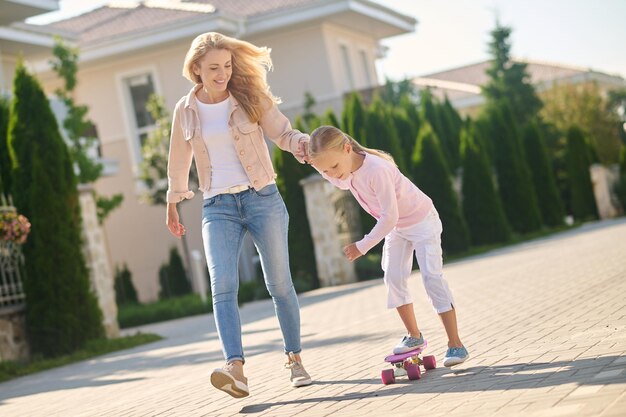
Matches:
[196,96,250,199]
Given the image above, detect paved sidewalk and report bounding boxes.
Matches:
[1,218,625,416]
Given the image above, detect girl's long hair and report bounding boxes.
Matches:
[310,125,396,166]
[182,32,280,123]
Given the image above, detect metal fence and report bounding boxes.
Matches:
[0,233,26,313]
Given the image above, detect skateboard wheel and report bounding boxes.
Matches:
[423,355,436,370]
[405,363,421,380]
[381,369,395,385]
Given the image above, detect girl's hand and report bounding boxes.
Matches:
[166,203,186,238]
[343,243,363,262]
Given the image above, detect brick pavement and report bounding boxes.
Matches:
[0,218,625,416]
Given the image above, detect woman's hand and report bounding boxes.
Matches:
[166,203,186,238]
[343,243,363,262]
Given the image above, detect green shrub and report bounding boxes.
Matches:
[114,263,138,305]
[159,246,192,299]
[117,294,212,328]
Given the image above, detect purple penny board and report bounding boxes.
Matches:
[384,341,428,363]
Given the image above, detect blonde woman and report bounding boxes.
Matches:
[166,32,312,398]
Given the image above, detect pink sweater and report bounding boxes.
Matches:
[320,153,434,254]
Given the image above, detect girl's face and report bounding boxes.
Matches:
[193,48,232,97]
[311,142,353,180]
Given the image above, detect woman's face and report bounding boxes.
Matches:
[193,48,232,96]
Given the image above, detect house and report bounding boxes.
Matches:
[12,0,415,301]
[414,59,626,118]
[0,0,59,93]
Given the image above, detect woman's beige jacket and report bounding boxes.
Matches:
[166,84,308,203]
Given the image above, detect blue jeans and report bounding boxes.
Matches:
[201,183,301,363]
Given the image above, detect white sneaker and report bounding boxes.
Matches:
[285,352,312,387]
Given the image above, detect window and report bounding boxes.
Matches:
[124,73,156,152]
[339,44,354,90]
[360,50,371,86]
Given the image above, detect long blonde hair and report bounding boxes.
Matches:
[310,126,396,165]
[182,32,280,123]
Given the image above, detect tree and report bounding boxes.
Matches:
[50,38,123,223]
[114,263,138,305]
[614,146,626,211]
[139,94,198,287]
[522,121,565,226]
[391,108,417,173]
[460,123,511,245]
[0,97,10,195]
[380,78,418,106]
[342,92,367,145]
[412,123,469,254]
[419,89,457,170]
[541,82,623,165]
[322,108,341,128]
[301,92,321,132]
[482,23,542,127]
[481,101,543,233]
[273,116,318,289]
[159,246,192,299]
[566,126,598,221]
[8,62,103,357]
[365,96,407,174]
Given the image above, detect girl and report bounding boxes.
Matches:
[308,125,469,367]
[166,32,312,398]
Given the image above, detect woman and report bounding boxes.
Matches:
[166,32,312,398]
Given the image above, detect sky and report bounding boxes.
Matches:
[27,0,626,81]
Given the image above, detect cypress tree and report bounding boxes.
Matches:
[522,121,565,226]
[460,124,511,245]
[484,101,543,233]
[114,263,138,305]
[566,126,599,221]
[158,246,192,299]
[399,94,421,141]
[412,123,470,254]
[482,23,542,127]
[8,63,103,357]
[273,117,318,289]
[0,97,11,196]
[392,109,416,173]
[420,89,457,170]
[439,97,462,171]
[615,146,626,211]
[365,97,407,174]
[342,92,368,146]
[322,108,341,128]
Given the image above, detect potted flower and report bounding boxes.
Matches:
[0,207,31,246]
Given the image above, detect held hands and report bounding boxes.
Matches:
[166,203,186,239]
[298,138,311,164]
[343,243,363,262]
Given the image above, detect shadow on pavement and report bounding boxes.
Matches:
[240,355,625,414]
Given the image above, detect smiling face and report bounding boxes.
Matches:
[311,142,354,180]
[193,48,232,100]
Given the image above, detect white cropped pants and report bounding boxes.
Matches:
[381,208,454,313]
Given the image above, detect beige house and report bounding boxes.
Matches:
[0,0,60,92]
[414,59,626,119]
[12,0,415,302]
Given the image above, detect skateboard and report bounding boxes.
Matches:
[381,341,436,385]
